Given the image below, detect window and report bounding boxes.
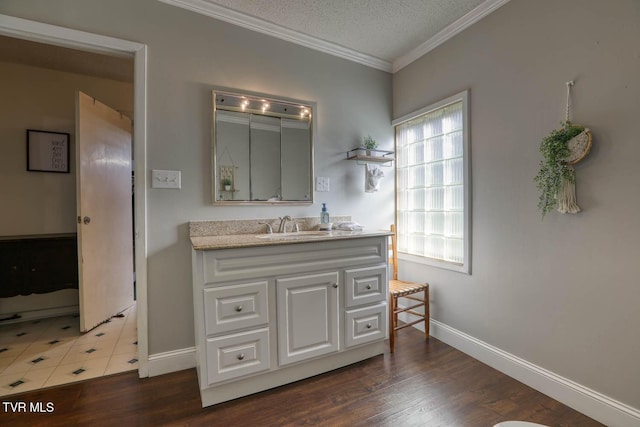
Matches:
[393,90,470,274]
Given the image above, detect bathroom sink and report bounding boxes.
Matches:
[256,231,330,240]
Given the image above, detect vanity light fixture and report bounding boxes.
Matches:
[216,92,312,118]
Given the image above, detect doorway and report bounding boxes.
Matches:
[0,14,148,385]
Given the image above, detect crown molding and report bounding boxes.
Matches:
[158,0,393,72]
[393,0,511,72]
[159,0,509,74]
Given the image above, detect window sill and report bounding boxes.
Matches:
[398,252,470,275]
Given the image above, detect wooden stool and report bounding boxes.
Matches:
[389,225,430,353]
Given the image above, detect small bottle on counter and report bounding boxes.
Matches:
[320,203,330,224]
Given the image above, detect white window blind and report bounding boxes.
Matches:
[394,91,470,272]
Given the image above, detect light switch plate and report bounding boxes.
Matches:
[152,169,181,189]
[316,176,330,192]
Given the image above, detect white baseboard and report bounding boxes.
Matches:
[147,347,196,377]
[429,319,640,427]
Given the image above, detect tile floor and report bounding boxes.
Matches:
[0,304,137,396]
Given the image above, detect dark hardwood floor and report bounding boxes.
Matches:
[1,327,603,426]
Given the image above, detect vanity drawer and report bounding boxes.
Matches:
[345,303,387,348]
[206,328,270,385]
[204,280,269,335]
[344,264,387,308]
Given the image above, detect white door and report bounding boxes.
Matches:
[76,91,134,332]
[276,271,340,366]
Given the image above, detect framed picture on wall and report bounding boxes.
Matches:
[27,129,70,173]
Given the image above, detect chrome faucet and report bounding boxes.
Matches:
[278,215,293,233]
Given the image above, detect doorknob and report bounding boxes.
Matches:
[83,216,91,225]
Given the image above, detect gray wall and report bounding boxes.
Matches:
[0,1,393,354]
[394,0,640,410]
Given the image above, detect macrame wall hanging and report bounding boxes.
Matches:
[534,81,592,217]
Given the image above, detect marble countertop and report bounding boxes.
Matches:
[190,229,392,251]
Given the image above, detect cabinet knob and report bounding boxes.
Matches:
[83,216,91,225]
[366,323,372,329]
[366,284,372,290]
[237,353,245,361]
[31,268,36,272]
[235,305,243,312]
[332,283,338,288]
[12,265,18,271]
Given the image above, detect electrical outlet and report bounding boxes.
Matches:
[152,169,181,189]
[316,176,330,192]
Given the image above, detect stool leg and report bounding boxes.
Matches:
[389,295,396,353]
[424,286,430,338]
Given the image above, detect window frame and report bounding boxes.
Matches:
[392,90,471,274]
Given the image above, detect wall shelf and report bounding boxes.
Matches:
[346,148,394,166]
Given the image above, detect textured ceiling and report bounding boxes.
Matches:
[207,0,486,63]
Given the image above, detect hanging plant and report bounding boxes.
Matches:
[534,121,585,217]
[534,81,593,218]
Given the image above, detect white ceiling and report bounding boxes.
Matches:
[160,0,510,72]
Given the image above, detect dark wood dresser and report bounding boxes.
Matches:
[0,234,78,298]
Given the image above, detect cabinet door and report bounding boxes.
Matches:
[276,271,339,366]
[0,241,26,297]
[344,264,387,308]
[27,238,78,294]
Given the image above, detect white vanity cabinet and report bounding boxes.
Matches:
[192,235,388,407]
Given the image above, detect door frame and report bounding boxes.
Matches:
[0,14,149,377]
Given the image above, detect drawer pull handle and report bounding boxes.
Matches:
[366,284,372,290]
[237,353,245,361]
[235,305,243,312]
[332,283,338,288]
[366,323,372,329]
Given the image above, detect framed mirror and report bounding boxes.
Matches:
[212,89,314,204]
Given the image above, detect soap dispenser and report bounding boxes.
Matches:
[320,203,330,224]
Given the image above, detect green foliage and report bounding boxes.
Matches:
[362,135,378,150]
[221,178,232,186]
[534,121,585,217]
